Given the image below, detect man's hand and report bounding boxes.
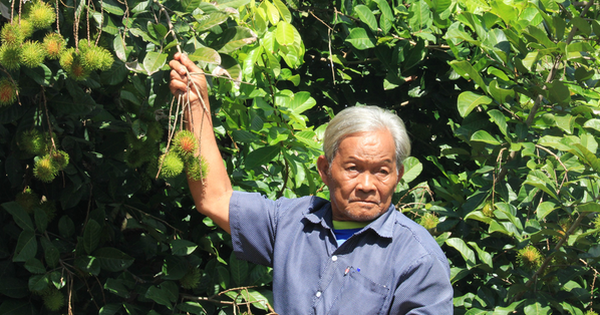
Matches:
[169,52,209,114]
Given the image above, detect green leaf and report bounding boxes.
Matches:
[58,215,75,238]
[94,247,134,272]
[0,299,36,315]
[409,1,432,30]
[216,0,251,9]
[546,81,571,106]
[264,1,280,25]
[487,109,508,137]
[142,52,167,75]
[488,79,515,104]
[470,130,501,145]
[523,301,551,314]
[245,146,280,169]
[104,278,131,298]
[27,274,48,292]
[99,303,122,315]
[446,238,476,269]
[570,17,591,36]
[189,47,221,65]
[241,289,271,311]
[181,0,203,12]
[524,170,558,199]
[83,220,101,254]
[583,118,600,132]
[41,237,59,268]
[272,0,292,23]
[230,252,248,286]
[24,258,46,274]
[194,11,229,32]
[216,26,258,53]
[161,255,188,280]
[578,202,600,213]
[145,281,179,309]
[217,265,230,289]
[354,5,378,31]
[457,92,492,118]
[2,202,35,231]
[13,231,37,263]
[102,0,124,15]
[449,60,488,94]
[0,276,28,298]
[275,21,295,46]
[401,156,422,183]
[467,242,493,268]
[373,0,394,21]
[345,27,375,50]
[536,201,558,220]
[288,91,316,115]
[170,239,198,256]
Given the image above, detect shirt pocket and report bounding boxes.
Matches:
[327,269,390,315]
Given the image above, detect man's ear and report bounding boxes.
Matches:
[396,164,405,186]
[317,155,330,186]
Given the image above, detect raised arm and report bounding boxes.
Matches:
[169,52,232,233]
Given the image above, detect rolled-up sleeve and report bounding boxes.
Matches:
[229,191,279,267]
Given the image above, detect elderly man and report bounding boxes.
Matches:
[169,52,453,314]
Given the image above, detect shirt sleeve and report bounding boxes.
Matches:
[229,191,279,267]
[391,254,454,314]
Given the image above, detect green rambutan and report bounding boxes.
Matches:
[42,287,65,311]
[20,41,46,68]
[179,266,201,289]
[34,154,58,182]
[1,22,24,47]
[60,48,89,80]
[0,78,18,106]
[79,42,114,71]
[18,129,46,155]
[173,130,198,158]
[158,151,184,179]
[517,245,543,271]
[49,149,69,170]
[43,32,65,59]
[185,156,208,182]
[146,122,164,142]
[0,45,22,71]
[15,187,40,214]
[27,1,56,30]
[419,212,439,231]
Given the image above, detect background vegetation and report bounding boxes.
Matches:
[0,0,599,313]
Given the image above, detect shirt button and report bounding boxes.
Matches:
[331,256,338,261]
[316,291,322,298]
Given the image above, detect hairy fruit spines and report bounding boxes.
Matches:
[15,187,40,214]
[185,156,208,182]
[179,266,201,289]
[34,154,58,182]
[21,41,46,68]
[0,78,18,106]
[0,45,22,71]
[173,130,198,158]
[43,33,65,59]
[419,212,439,231]
[27,0,57,30]
[1,22,24,47]
[19,129,46,155]
[60,48,89,80]
[42,287,65,311]
[158,151,184,179]
[50,149,69,170]
[517,245,543,271]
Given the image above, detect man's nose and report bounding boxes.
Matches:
[356,171,376,192]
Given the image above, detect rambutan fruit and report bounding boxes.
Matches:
[482,202,495,218]
[179,266,201,289]
[60,49,89,80]
[43,33,65,59]
[517,245,543,271]
[1,22,24,47]
[15,187,40,214]
[146,121,164,142]
[49,149,69,170]
[419,212,439,231]
[0,45,22,71]
[42,287,65,311]
[18,129,46,155]
[34,154,58,182]
[173,130,198,158]
[80,43,114,71]
[0,78,18,106]
[185,156,208,182]
[158,151,184,179]
[20,41,46,68]
[26,1,56,30]
[39,198,57,222]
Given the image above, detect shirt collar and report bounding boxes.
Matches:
[304,201,396,239]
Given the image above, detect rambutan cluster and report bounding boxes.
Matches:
[59,40,114,80]
[0,1,57,71]
[156,130,208,180]
[15,187,58,221]
[0,78,18,106]
[179,266,202,289]
[18,129,70,183]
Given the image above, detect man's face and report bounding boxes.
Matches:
[317,129,403,221]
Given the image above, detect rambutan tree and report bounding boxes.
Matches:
[0,0,599,314]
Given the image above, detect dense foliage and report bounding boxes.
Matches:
[0,0,599,314]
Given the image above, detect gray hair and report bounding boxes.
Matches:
[323,106,411,167]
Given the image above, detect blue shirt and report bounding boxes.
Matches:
[229,191,453,315]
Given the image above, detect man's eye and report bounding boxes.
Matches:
[378,169,390,175]
[347,166,357,171]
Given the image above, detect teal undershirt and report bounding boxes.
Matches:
[332,220,370,246]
